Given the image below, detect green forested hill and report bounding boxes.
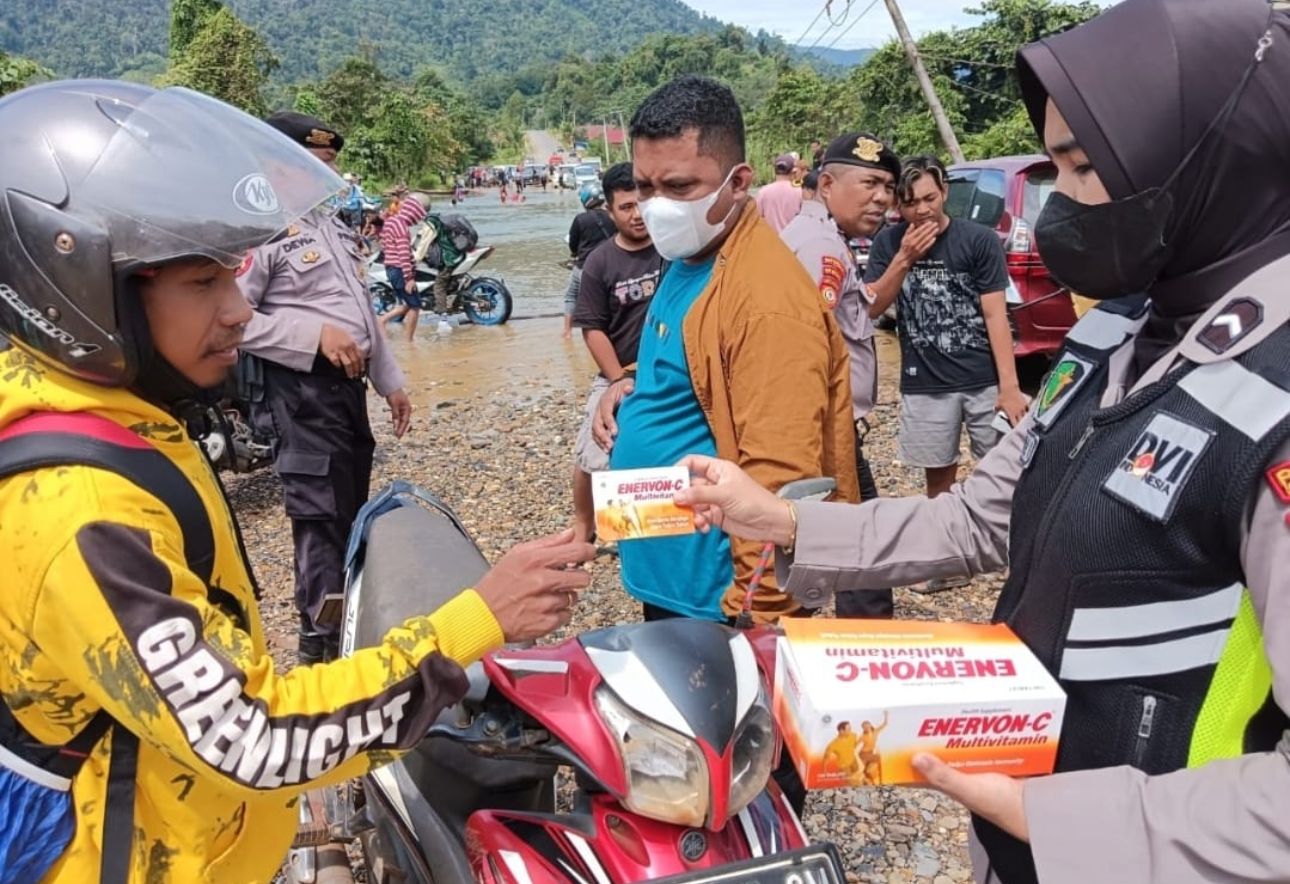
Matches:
[0,0,718,83]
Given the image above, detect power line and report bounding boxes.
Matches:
[826,0,855,27]
[944,77,1021,105]
[792,3,830,47]
[804,13,844,51]
[824,0,882,51]
[919,53,1014,69]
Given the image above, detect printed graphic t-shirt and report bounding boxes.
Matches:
[572,239,664,371]
[609,257,731,620]
[865,218,1009,394]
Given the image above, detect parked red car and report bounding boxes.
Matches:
[945,155,1075,359]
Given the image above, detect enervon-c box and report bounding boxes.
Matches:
[773,619,1066,788]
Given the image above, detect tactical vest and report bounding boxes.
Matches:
[975,299,1290,883]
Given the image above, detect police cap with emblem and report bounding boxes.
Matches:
[819,132,901,182]
[265,111,345,152]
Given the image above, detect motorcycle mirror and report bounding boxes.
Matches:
[777,477,836,502]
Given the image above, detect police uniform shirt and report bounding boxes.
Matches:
[237,209,405,397]
[780,198,878,419]
[777,265,1290,884]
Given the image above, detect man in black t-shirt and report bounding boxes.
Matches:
[561,183,617,339]
[865,156,1024,590]
[569,163,663,542]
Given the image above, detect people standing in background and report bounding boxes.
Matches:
[755,153,803,233]
[378,193,428,341]
[780,131,901,620]
[236,111,413,663]
[341,172,365,228]
[864,155,1024,593]
[569,163,663,543]
[562,182,616,339]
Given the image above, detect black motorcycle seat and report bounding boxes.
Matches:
[355,498,553,801]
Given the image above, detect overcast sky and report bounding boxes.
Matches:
[682,1,1113,50]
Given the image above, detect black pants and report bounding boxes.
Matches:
[256,359,374,636]
[640,602,808,815]
[835,434,895,619]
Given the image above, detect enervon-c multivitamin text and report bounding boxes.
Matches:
[773,619,1066,788]
[592,467,696,542]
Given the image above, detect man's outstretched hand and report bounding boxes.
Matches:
[474,529,596,642]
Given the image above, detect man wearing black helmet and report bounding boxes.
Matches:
[236,111,414,663]
[676,0,1290,880]
[0,81,592,882]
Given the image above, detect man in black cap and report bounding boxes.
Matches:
[238,111,413,663]
[781,131,900,619]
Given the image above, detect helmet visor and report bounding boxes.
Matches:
[74,87,344,269]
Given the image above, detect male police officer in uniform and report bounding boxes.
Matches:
[678,0,1290,880]
[238,111,413,663]
[780,132,900,619]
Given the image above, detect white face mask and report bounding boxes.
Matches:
[639,167,740,261]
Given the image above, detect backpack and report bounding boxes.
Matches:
[0,411,243,884]
[433,213,479,267]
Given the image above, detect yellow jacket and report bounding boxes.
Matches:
[680,202,860,622]
[0,343,504,882]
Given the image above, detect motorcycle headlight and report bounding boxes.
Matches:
[594,686,709,827]
[728,688,776,817]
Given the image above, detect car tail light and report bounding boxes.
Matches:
[1007,217,1033,254]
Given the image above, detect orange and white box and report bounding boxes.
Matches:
[773,619,1066,788]
[592,467,696,542]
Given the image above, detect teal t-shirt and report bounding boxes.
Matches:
[609,257,731,620]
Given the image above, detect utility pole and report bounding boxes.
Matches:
[616,109,631,160]
[881,0,965,163]
[602,118,611,165]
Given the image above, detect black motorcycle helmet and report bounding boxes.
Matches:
[0,80,342,391]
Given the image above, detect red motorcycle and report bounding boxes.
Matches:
[287,482,845,884]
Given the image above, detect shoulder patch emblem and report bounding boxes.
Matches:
[1035,352,1095,429]
[819,255,846,310]
[1102,411,1214,522]
[287,225,300,237]
[301,250,320,264]
[1266,460,1290,505]
[1197,297,1262,354]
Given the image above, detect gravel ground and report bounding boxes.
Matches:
[227,329,1002,884]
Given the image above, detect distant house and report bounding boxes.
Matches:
[584,125,627,146]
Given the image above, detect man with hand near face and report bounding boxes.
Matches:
[593,75,858,627]
[781,131,900,619]
[865,155,1021,592]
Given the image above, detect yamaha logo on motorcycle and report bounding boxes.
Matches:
[285,483,848,884]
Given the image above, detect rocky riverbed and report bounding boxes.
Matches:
[229,320,1006,883]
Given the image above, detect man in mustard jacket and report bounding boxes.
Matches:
[0,81,591,883]
[594,75,860,625]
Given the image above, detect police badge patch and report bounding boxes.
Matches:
[819,255,845,309]
[1034,352,1095,429]
[1102,412,1215,522]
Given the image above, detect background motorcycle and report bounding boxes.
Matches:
[369,248,514,327]
[286,482,845,884]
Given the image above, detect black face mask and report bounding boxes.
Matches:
[1034,188,1174,300]
[1033,24,1273,302]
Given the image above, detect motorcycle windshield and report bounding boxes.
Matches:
[73,87,343,269]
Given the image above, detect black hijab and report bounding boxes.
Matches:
[1017,0,1290,374]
